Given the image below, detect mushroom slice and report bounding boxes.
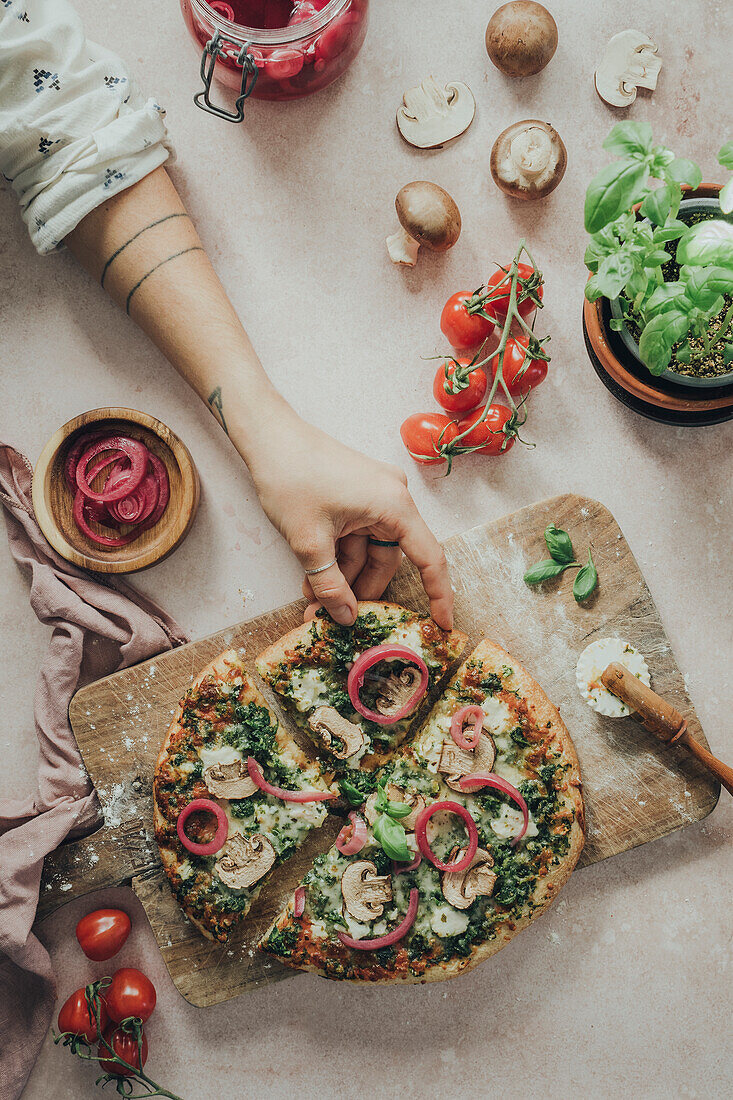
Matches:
[203,759,258,800]
[341,859,393,923]
[387,181,461,267]
[214,832,276,890]
[441,846,497,909]
[594,30,661,108]
[307,706,364,760]
[374,666,423,718]
[490,119,567,200]
[396,75,476,149]
[364,783,427,832]
[438,732,497,792]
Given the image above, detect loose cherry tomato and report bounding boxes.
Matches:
[76,909,131,962]
[104,968,156,1024]
[432,359,487,414]
[400,413,458,465]
[58,987,108,1044]
[490,339,548,398]
[484,262,543,322]
[456,405,515,456]
[98,1023,148,1078]
[440,292,495,350]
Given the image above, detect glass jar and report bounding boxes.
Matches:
[181,0,369,121]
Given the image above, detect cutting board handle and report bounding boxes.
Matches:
[601,662,733,797]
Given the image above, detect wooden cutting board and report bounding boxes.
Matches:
[38,494,720,1006]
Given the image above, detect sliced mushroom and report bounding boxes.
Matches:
[490,119,567,200]
[387,182,461,267]
[307,706,364,760]
[203,759,258,800]
[364,783,427,832]
[441,846,497,909]
[341,859,393,923]
[396,76,476,149]
[594,30,662,108]
[214,832,276,890]
[438,732,497,792]
[374,666,423,718]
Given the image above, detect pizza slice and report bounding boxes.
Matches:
[259,640,585,982]
[255,602,467,787]
[153,649,337,943]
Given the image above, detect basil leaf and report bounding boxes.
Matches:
[640,184,674,226]
[677,220,733,266]
[373,813,411,863]
[584,159,649,234]
[724,343,733,365]
[683,265,733,310]
[638,311,690,375]
[602,121,653,158]
[644,282,687,317]
[675,341,692,364]
[573,549,598,603]
[719,142,733,171]
[340,779,366,806]
[375,779,412,819]
[524,559,569,585]
[609,318,625,331]
[652,220,687,244]
[544,524,575,564]
[665,158,703,188]
[719,177,733,216]
[593,252,635,298]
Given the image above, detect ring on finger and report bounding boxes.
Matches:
[304,558,338,576]
[368,537,399,547]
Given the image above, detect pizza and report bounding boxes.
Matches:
[154,608,584,980]
[152,649,337,943]
[255,602,468,781]
[260,640,585,982]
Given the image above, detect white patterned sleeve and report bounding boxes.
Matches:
[0,0,173,254]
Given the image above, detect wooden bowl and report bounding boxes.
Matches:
[33,408,200,574]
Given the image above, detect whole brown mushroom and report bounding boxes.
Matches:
[486,1,558,77]
[490,119,567,200]
[387,182,461,266]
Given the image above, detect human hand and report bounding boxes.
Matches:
[243,401,453,630]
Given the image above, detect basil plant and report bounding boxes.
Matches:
[584,121,733,376]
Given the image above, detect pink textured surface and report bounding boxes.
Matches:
[0,0,731,1096]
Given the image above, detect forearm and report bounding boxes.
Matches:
[64,167,288,461]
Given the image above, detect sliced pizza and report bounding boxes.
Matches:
[260,640,585,982]
[255,602,467,786]
[153,649,337,943]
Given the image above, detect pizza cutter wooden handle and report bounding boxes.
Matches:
[601,662,733,797]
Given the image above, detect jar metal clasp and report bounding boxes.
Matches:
[194,31,259,123]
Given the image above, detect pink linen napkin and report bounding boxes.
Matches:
[0,444,188,1100]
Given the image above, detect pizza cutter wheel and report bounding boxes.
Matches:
[601,662,733,797]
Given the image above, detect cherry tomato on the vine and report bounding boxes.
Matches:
[58,987,108,1044]
[432,359,487,414]
[104,968,156,1024]
[400,413,458,465]
[490,339,548,398]
[456,405,515,456]
[98,1023,148,1078]
[484,263,543,322]
[76,909,131,962]
[440,291,495,350]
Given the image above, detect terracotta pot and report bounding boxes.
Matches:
[583,183,733,425]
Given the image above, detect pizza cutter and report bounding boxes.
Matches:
[600,661,733,797]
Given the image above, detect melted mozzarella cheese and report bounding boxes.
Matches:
[383,621,427,656]
[480,695,512,733]
[490,803,539,839]
[199,743,242,769]
[289,668,331,712]
[430,904,470,937]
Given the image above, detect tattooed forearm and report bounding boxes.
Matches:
[125,247,205,314]
[100,213,190,288]
[208,385,228,434]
